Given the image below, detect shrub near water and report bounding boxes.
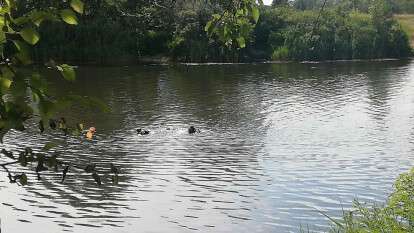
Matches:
[388,168,414,228]
[264,8,411,61]
[395,14,414,49]
[329,168,414,233]
[271,46,290,60]
[256,0,413,61]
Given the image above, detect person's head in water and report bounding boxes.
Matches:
[86,127,96,139]
[188,126,196,134]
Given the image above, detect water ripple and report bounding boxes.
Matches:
[0,60,414,232]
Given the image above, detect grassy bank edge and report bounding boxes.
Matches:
[396,14,414,49]
[309,167,414,233]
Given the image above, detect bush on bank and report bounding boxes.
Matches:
[328,168,414,233]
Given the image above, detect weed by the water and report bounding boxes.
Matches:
[324,168,414,233]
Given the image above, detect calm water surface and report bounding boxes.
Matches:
[1,60,414,232]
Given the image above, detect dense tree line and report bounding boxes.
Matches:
[262,0,412,60]
[393,0,414,14]
[22,0,260,63]
[285,0,414,13]
[18,0,413,63]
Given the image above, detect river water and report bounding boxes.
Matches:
[1,60,414,233]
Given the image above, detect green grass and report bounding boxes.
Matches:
[324,168,414,233]
[396,14,414,49]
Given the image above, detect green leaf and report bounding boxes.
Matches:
[13,40,32,65]
[9,76,29,98]
[70,0,84,14]
[18,152,28,166]
[46,154,58,168]
[57,64,76,81]
[29,11,55,26]
[112,175,119,184]
[224,25,229,37]
[60,9,78,25]
[13,16,30,26]
[237,37,246,48]
[77,123,84,131]
[1,66,14,80]
[38,98,57,119]
[20,27,40,45]
[204,21,212,32]
[240,23,252,37]
[19,173,28,186]
[30,73,48,92]
[252,7,260,23]
[43,142,59,151]
[0,77,12,93]
[0,31,5,43]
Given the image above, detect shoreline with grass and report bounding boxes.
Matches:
[324,168,414,232]
[396,14,414,49]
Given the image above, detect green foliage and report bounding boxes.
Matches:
[167,7,247,62]
[388,168,414,226]
[60,9,78,25]
[30,0,263,63]
[168,9,210,61]
[347,11,377,59]
[19,0,411,63]
[392,0,414,14]
[395,14,414,49]
[272,0,289,7]
[70,0,85,14]
[271,46,289,60]
[256,0,412,61]
[249,6,289,59]
[0,0,87,143]
[328,168,414,233]
[20,27,40,45]
[18,173,27,185]
[293,0,327,11]
[57,64,76,81]
[0,1,111,188]
[42,142,60,151]
[289,0,414,14]
[4,0,412,64]
[205,0,263,48]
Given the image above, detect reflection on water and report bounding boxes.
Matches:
[1,60,414,232]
